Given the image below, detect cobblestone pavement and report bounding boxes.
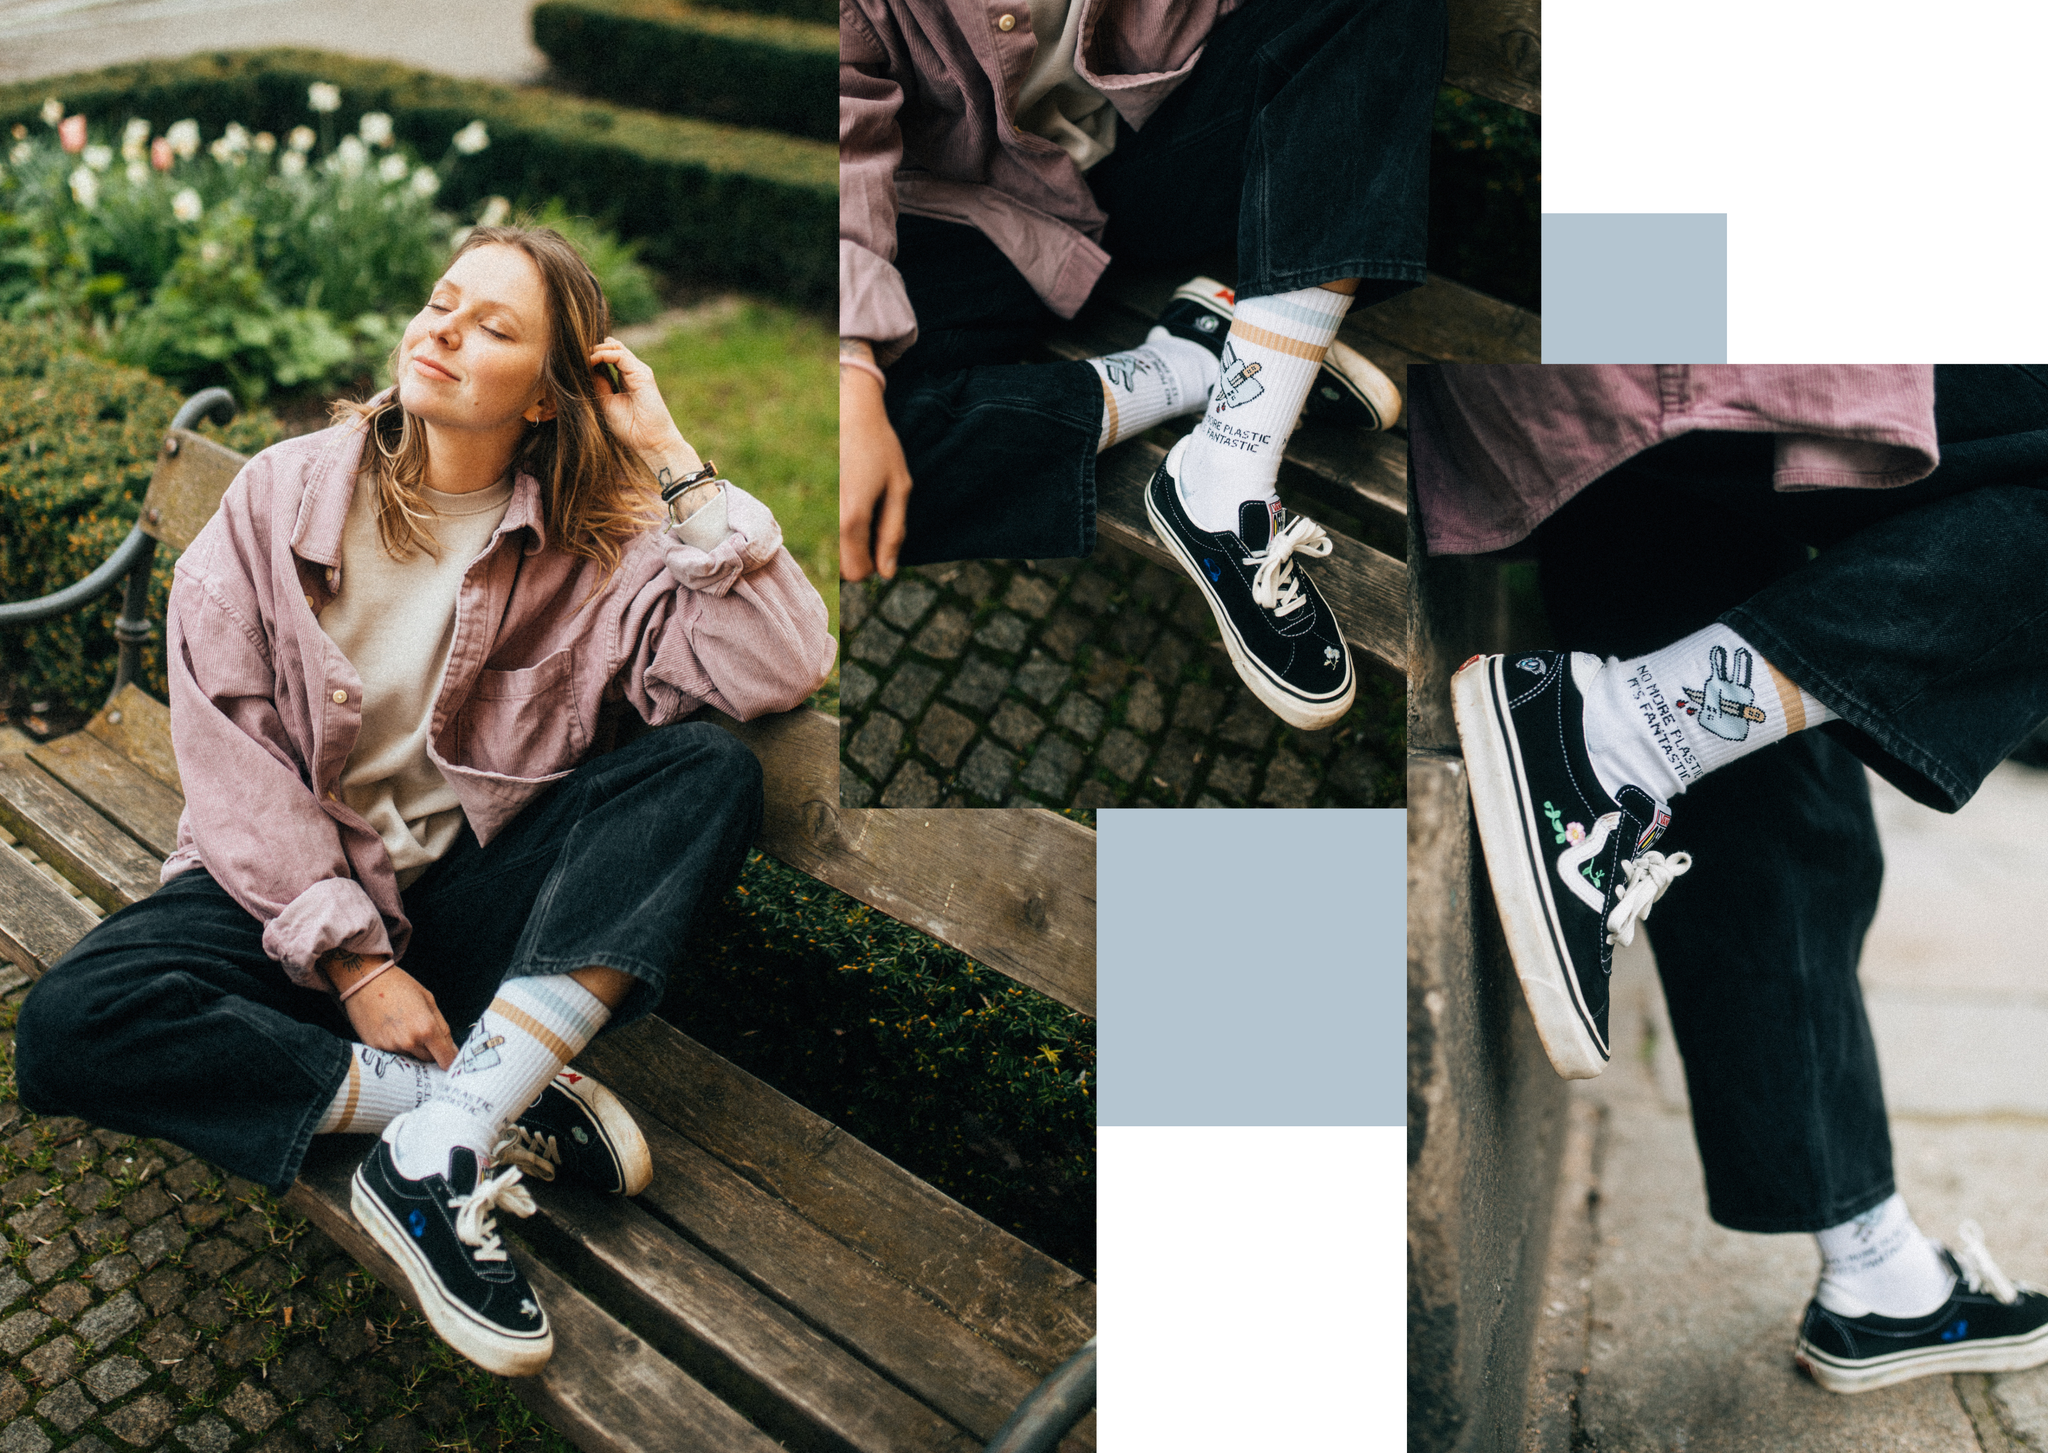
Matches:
[839,541,1405,809]
[0,966,569,1453]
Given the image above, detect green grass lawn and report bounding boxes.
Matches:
[640,300,838,664]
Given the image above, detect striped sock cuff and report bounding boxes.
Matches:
[490,975,611,1067]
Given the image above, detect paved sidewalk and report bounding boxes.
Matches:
[1529,761,2048,1452]
[838,542,1405,810]
[0,0,545,86]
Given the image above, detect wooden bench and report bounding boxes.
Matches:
[0,406,1099,1453]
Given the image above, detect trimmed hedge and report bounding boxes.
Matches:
[534,0,835,142]
[0,49,834,308]
[0,323,281,715]
[694,0,834,25]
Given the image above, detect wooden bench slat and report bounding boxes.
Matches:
[1348,275,1542,364]
[0,841,99,977]
[1093,437,1408,673]
[1447,0,1540,114]
[580,1018,1096,1378]
[0,758,161,913]
[143,429,244,555]
[283,1139,787,1453]
[86,684,182,793]
[25,731,184,859]
[521,1167,984,1453]
[625,1107,1090,1451]
[714,710,1098,1017]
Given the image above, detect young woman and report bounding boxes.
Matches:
[13,226,835,1375]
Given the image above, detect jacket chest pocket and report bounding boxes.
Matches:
[451,647,588,781]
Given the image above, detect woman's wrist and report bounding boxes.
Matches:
[840,338,886,391]
[318,947,390,997]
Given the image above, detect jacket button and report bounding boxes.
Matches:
[997,12,1015,29]
[332,690,348,704]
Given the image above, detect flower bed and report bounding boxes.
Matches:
[0,50,834,309]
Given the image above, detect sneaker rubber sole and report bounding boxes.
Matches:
[350,1170,555,1377]
[1144,440,1355,731]
[1450,653,1609,1079]
[555,1072,654,1197]
[1796,1319,2048,1394]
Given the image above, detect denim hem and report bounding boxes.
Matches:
[272,1037,354,1194]
[1720,605,1972,812]
[1707,1176,1897,1237]
[1237,258,1428,302]
[499,955,668,1033]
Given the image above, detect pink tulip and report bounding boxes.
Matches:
[58,114,85,153]
[151,136,172,171]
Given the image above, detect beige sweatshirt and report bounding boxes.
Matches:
[317,474,514,888]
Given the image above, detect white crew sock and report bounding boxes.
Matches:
[1815,1194,1957,1318]
[1575,626,1838,804]
[1176,282,1353,532]
[389,974,611,1181]
[316,1043,444,1135]
[1086,327,1217,452]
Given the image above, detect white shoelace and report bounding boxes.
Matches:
[1954,1220,2022,1304]
[1604,850,1693,948]
[493,1124,561,1182]
[1248,514,1333,618]
[447,1165,538,1263]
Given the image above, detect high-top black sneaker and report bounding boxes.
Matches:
[1450,651,1693,1079]
[1145,436,1355,730]
[496,1070,653,1197]
[1156,276,1402,430]
[351,1133,552,1376]
[1797,1229,2048,1393]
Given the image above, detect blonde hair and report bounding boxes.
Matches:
[333,225,658,577]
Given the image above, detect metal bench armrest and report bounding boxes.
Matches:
[983,1338,1096,1453]
[0,525,154,628]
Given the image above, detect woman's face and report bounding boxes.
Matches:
[397,243,555,432]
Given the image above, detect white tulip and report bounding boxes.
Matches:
[253,131,276,155]
[68,167,98,209]
[171,188,202,223]
[40,99,62,127]
[126,160,147,185]
[452,121,489,155]
[378,153,409,183]
[479,196,511,227]
[9,143,29,165]
[166,119,200,160]
[409,167,440,198]
[336,135,367,178]
[288,126,316,154]
[278,151,306,179]
[83,145,112,172]
[120,117,150,161]
[359,112,394,147]
[308,83,342,115]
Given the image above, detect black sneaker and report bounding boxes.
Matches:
[1145,437,1355,730]
[1156,276,1402,430]
[351,1133,553,1376]
[1797,1230,2048,1394]
[1449,651,1692,1079]
[495,1070,653,1197]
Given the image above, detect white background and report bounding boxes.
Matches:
[1546,0,2048,360]
[1097,1127,1405,1448]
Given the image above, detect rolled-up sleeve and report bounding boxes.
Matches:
[166,557,390,986]
[840,0,918,362]
[611,485,836,724]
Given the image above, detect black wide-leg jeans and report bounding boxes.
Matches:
[13,722,762,1194]
[1536,364,2048,1233]
[887,0,1442,566]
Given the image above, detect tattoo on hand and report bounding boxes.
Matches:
[322,949,366,978]
[840,338,875,365]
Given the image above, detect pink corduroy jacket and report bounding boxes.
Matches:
[840,0,1238,362]
[159,415,835,988]
[1408,364,1942,555]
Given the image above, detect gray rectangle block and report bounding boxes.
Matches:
[1097,807,1404,1126]
[1542,213,1728,364]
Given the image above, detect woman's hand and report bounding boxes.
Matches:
[840,362,912,580]
[324,952,459,1069]
[586,336,701,477]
